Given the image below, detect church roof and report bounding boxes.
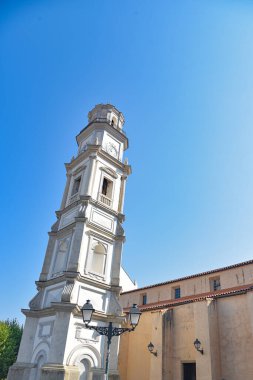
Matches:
[124,283,253,312]
[122,259,253,295]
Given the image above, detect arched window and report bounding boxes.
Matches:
[52,237,70,276]
[35,353,46,380]
[78,358,91,380]
[90,243,106,275]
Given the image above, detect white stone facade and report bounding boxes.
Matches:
[8,104,134,380]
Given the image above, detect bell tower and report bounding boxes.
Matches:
[8,104,132,380]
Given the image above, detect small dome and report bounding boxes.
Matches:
[88,104,125,130]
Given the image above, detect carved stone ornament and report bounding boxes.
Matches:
[29,290,43,310]
[61,280,75,302]
[116,221,124,237]
[100,166,118,179]
[51,219,60,232]
[106,142,118,158]
[77,203,87,218]
[73,164,86,176]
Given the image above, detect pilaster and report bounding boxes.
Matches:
[193,299,221,380]
[17,316,38,362]
[162,309,174,380]
[60,173,71,210]
[66,219,86,272]
[47,310,72,363]
[111,239,124,287]
[85,154,97,196]
[118,176,127,213]
[40,234,57,281]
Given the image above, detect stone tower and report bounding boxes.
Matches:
[8,104,133,380]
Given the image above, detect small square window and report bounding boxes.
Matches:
[101,177,113,198]
[174,287,181,299]
[141,294,147,305]
[210,277,221,291]
[71,177,81,196]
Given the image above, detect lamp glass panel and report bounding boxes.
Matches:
[82,309,93,323]
[130,312,140,326]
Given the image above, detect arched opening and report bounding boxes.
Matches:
[90,244,106,275]
[111,116,117,126]
[78,358,91,380]
[35,353,46,380]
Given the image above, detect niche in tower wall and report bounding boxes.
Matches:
[90,242,107,276]
[51,235,71,277]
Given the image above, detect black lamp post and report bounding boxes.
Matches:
[81,300,141,379]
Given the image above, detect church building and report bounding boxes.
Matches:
[119,259,253,380]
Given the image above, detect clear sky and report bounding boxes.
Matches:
[1,0,253,323]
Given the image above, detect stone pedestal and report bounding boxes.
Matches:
[7,362,35,380]
[41,364,80,380]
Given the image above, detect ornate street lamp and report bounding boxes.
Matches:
[81,300,141,379]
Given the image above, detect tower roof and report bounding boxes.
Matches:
[88,104,125,130]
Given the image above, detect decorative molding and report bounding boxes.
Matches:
[100,166,118,179]
[72,164,86,176]
[88,272,106,282]
[77,203,87,218]
[65,139,129,173]
[61,280,75,302]
[38,321,54,338]
[116,221,124,237]
[29,291,43,310]
[51,219,60,232]
[86,228,114,244]
[91,209,114,231]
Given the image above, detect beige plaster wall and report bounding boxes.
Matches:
[118,311,162,380]
[218,294,253,380]
[120,263,253,309]
[119,293,253,380]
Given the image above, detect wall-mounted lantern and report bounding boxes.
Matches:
[147,341,158,356]
[194,338,204,355]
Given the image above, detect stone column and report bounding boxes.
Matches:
[60,174,71,210]
[39,233,57,281]
[85,155,97,196]
[7,316,38,380]
[110,239,124,287]
[66,220,85,272]
[118,176,127,213]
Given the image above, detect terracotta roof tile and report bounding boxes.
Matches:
[123,284,253,312]
[122,259,253,295]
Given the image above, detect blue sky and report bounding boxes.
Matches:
[1,0,253,322]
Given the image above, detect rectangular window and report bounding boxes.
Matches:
[141,294,147,305]
[210,277,221,291]
[174,287,181,299]
[101,177,113,198]
[71,177,81,196]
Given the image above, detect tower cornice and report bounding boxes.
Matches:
[35,271,122,293]
[55,196,125,223]
[65,144,131,175]
[76,121,128,150]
